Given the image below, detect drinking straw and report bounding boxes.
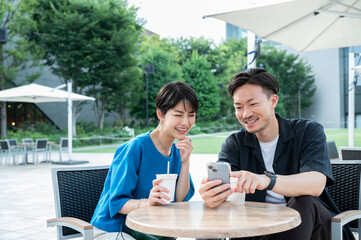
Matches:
[167,161,170,174]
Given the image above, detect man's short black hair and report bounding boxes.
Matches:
[228,68,279,98]
[156,81,199,115]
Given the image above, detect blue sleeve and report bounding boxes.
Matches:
[108,142,141,218]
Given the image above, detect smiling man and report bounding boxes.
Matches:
[198,68,353,240]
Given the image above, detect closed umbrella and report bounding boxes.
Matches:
[0,83,95,164]
[205,0,361,146]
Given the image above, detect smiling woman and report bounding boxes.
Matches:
[89,81,199,240]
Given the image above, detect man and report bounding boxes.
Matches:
[198,68,353,240]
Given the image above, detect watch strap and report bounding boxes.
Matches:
[264,170,277,190]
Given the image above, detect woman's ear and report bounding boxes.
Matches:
[156,109,164,122]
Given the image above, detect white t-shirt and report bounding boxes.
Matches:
[259,136,286,206]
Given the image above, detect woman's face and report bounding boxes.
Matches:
[159,100,196,140]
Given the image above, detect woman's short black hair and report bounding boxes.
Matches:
[156,81,199,115]
[228,68,279,98]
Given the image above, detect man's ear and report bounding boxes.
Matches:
[271,94,279,109]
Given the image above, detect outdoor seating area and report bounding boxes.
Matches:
[1,0,361,239]
[0,152,214,240]
[0,138,69,166]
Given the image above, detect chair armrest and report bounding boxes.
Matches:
[332,210,361,225]
[47,217,94,240]
[331,211,361,240]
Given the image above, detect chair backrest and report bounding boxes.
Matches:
[35,139,48,149]
[0,140,10,150]
[22,138,34,144]
[51,166,109,239]
[340,147,361,160]
[327,140,339,159]
[328,160,361,229]
[8,139,18,147]
[60,138,68,148]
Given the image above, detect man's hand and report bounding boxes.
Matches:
[230,171,271,194]
[198,177,232,208]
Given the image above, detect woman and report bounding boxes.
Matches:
[91,81,198,240]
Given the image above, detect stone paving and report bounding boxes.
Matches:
[0,151,217,240]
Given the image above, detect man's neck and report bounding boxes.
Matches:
[255,116,279,143]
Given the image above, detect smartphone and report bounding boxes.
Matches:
[207,162,231,184]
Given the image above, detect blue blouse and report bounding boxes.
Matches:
[90,131,195,232]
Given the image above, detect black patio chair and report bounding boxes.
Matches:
[46,166,134,240]
[329,160,361,240]
[340,147,361,160]
[34,139,48,164]
[327,140,339,160]
[0,139,20,165]
[47,166,109,239]
[58,138,68,162]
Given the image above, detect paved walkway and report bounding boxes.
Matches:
[0,152,217,240]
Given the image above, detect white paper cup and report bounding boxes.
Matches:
[228,177,245,205]
[156,174,178,204]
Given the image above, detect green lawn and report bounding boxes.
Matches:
[74,129,361,154]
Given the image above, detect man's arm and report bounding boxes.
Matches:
[273,171,326,197]
[230,170,326,197]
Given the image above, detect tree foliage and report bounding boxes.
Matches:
[257,47,316,117]
[215,38,248,119]
[25,0,143,131]
[131,35,182,123]
[182,51,219,121]
[0,0,41,137]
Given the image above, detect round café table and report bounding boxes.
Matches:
[126,201,301,238]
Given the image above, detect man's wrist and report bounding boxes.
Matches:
[264,171,277,190]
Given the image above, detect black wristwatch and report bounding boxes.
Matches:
[264,170,277,190]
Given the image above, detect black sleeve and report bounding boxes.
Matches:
[218,134,242,171]
[299,121,334,186]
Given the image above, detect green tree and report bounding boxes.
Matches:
[25,0,142,132]
[172,37,219,71]
[216,38,248,119]
[0,0,41,138]
[131,35,182,125]
[183,51,219,121]
[257,47,316,118]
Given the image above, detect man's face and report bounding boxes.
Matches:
[233,84,278,136]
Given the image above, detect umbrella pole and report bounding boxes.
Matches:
[52,81,88,165]
[348,52,355,147]
[68,81,72,161]
[247,31,256,68]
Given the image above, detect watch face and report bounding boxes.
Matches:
[265,171,275,177]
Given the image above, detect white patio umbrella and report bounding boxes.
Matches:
[0,83,95,164]
[205,0,361,146]
[205,0,361,53]
[0,83,94,102]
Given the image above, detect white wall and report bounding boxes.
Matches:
[301,48,343,128]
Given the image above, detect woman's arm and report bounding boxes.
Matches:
[118,199,149,214]
[175,161,190,201]
[175,137,193,201]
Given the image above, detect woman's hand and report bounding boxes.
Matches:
[148,178,170,205]
[175,137,193,164]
